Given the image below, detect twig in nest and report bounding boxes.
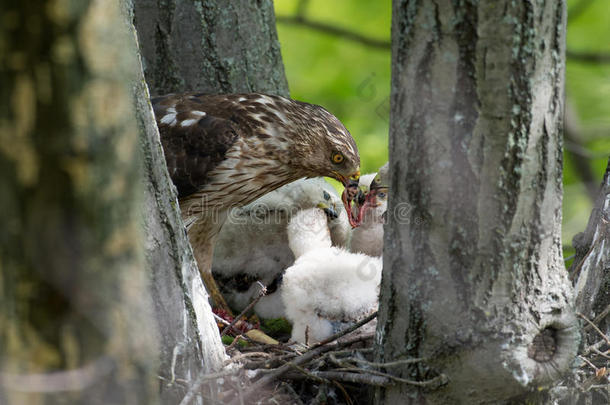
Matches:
[286,361,330,384]
[309,311,378,349]
[333,380,354,405]
[326,353,444,387]
[221,282,267,337]
[278,382,306,405]
[579,355,600,372]
[577,312,610,346]
[287,370,392,386]
[225,335,247,352]
[590,346,610,360]
[583,339,607,356]
[584,304,610,332]
[350,356,426,369]
[213,313,231,326]
[224,352,272,366]
[230,333,374,405]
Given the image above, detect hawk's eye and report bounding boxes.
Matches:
[331,152,344,164]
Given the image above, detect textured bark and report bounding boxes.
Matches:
[376,1,578,404]
[0,1,157,404]
[129,17,227,405]
[133,0,289,97]
[572,157,610,336]
[131,0,289,402]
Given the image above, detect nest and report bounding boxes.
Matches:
[177,306,609,404]
[179,312,446,405]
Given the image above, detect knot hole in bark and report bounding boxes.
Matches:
[527,327,557,362]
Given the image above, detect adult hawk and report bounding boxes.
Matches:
[152,92,361,312]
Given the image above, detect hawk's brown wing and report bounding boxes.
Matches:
[152,94,240,198]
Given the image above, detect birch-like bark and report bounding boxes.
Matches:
[376,1,578,403]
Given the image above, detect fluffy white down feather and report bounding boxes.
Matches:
[212,178,351,318]
[282,208,382,344]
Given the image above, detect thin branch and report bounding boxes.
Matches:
[590,346,610,360]
[579,355,600,372]
[223,352,272,366]
[286,362,330,384]
[285,370,448,388]
[585,303,610,331]
[567,50,610,64]
[564,141,610,160]
[231,333,374,405]
[221,282,267,337]
[213,313,231,326]
[275,15,391,50]
[577,312,610,346]
[286,370,392,386]
[583,339,607,356]
[279,9,610,70]
[332,380,355,405]
[349,356,426,369]
[309,311,377,349]
[326,354,445,387]
[225,335,248,352]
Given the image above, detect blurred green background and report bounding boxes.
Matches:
[274,0,609,257]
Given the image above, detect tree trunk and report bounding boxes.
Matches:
[131,0,289,401]
[376,1,578,403]
[0,1,157,404]
[133,0,289,96]
[127,12,227,405]
[572,157,610,335]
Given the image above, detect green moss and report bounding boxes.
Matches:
[221,335,248,347]
[260,318,292,336]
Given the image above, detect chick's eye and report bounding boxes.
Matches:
[331,152,344,164]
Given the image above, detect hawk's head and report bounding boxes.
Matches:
[247,97,362,226]
[281,99,361,186]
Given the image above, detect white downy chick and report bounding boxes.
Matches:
[212,177,351,318]
[282,208,382,344]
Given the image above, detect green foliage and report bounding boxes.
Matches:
[275,0,609,248]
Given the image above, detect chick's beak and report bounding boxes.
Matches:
[317,202,339,220]
[340,169,361,228]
